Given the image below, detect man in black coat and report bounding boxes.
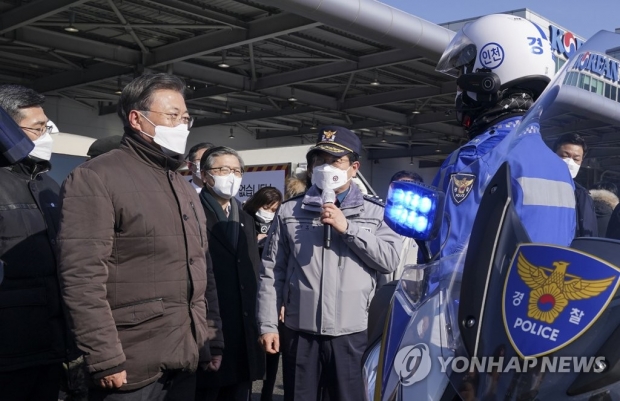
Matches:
[0,84,67,400]
[606,202,620,240]
[590,182,619,237]
[195,146,265,401]
[553,133,598,237]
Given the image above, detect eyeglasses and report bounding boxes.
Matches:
[312,155,350,168]
[141,110,195,129]
[20,125,53,138]
[207,166,244,177]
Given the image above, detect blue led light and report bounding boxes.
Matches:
[419,197,432,214]
[406,211,417,225]
[414,216,428,232]
[404,191,412,206]
[384,181,445,241]
[392,189,405,204]
[389,204,405,221]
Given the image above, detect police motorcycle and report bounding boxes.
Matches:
[363,29,620,401]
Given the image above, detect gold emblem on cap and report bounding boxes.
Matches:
[322,130,337,141]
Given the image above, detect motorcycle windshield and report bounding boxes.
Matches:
[440,30,620,401]
[377,251,466,401]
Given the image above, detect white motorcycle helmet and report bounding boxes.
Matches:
[436,14,556,130]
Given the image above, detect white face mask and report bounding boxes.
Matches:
[256,208,275,224]
[311,164,350,190]
[208,172,242,200]
[562,157,580,179]
[139,113,190,155]
[29,132,53,161]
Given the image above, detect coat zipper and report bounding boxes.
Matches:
[188,202,199,340]
[190,201,204,247]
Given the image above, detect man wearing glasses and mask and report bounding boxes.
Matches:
[257,126,401,401]
[57,73,223,400]
[195,146,265,401]
[0,85,67,400]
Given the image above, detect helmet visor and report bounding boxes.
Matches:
[436,27,477,78]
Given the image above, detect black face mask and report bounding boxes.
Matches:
[454,91,484,131]
[459,90,535,139]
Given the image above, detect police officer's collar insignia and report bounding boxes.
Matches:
[322,130,337,142]
[503,244,620,358]
[449,173,475,205]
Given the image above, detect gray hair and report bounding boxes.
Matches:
[117,73,186,127]
[200,146,245,172]
[0,84,45,124]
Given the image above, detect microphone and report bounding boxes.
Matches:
[322,188,336,249]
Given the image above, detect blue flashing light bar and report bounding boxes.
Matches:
[384,181,445,241]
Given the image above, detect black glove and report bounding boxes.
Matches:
[61,355,89,401]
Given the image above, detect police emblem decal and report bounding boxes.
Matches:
[502,244,620,358]
[450,173,475,205]
[322,130,336,142]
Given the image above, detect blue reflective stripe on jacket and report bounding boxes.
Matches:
[431,116,576,259]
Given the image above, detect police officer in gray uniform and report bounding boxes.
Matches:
[257,126,401,401]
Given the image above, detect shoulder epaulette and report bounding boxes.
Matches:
[363,194,385,207]
[283,192,306,203]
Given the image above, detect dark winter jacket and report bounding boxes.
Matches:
[197,191,265,388]
[590,189,619,237]
[606,203,620,240]
[575,182,598,238]
[58,129,223,391]
[0,158,66,371]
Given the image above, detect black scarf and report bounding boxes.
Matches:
[199,189,239,250]
[466,91,534,138]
